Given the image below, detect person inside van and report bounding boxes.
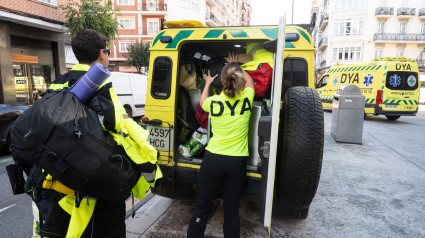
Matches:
[187,53,255,238]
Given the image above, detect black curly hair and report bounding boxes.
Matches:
[71,29,107,64]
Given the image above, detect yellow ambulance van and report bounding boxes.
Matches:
[316,57,420,120]
[141,16,324,232]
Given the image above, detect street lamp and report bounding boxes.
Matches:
[292,0,294,24]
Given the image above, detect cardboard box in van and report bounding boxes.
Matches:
[109,72,147,118]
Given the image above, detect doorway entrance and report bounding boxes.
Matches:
[13,63,53,105]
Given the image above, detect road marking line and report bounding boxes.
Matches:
[0,204,16,213]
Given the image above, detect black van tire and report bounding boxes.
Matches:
[386,115,400,120]
[273,86,324,219]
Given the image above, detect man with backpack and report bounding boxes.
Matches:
[14,29,145,238]
[45,29,127,238]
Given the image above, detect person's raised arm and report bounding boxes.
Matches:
[243,70,254,90]
[225,52,254,89]
[199,70,218,106]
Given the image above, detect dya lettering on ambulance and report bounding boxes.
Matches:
[210,98,252,116]
[341,73,359,84]
[395,63,411,71]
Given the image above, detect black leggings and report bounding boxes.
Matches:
[187,151,247,238]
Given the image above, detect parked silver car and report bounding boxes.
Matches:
[0,104,29,154]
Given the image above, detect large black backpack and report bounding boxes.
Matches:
[10,89,140,202]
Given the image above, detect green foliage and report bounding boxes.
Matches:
[126,42,150,73]
[60,0,120,41]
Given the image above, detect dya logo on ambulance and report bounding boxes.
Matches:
[210,98,252,117]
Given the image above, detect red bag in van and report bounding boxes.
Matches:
[195,104,209,129]
[246,63,273,97]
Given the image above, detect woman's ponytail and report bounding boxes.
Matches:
[221,62,245,98]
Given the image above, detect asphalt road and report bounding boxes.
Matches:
[0,155,33,238]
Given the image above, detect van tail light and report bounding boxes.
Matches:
[142,116,149,125]
[376,90,383,104]
[141,117,162,126]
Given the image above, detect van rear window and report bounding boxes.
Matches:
[386,71,418,91]
[151,57,172,99]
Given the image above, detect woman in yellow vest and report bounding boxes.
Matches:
[187,53,255,238]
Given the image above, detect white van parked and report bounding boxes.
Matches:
[109,72,147,118]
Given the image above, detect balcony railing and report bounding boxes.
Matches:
[419,8,425,16]
[140,3,167,11]
[319,14,329,27]
[318,37,328,48]
[397,8,415,16]
[375,7,394,16]
[374,33,425,41]
[206,13,216,22]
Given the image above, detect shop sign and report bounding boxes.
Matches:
[12,54,39,63]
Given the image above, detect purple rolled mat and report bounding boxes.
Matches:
[70,62,111,104]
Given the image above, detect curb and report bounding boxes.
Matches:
[125,192,155,219]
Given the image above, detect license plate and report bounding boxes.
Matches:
[146,126,173,150]
[385,105,397,108]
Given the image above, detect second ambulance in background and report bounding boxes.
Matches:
[316,57,420,120]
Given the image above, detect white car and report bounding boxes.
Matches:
[109,72,147,118]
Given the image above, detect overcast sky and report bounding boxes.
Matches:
[250,0,313,25]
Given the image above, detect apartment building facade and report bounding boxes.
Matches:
[109,0,167,72]
[0,0,68,105]
[312,0,425,80]
[203,0,252,26]
[110,0,252,72]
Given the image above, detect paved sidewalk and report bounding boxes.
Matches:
[125,110,425,238]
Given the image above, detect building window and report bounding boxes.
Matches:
[118,17,135,29]
[119,41,136,52]
[333,18,364,36]
[355,47,361,60]
[181,0,199,9]
[147,19,159,35]
[344,47,350,60]
[334,47,361,61]
[378,22,385,34]
[335,0,366,10]
[333,22,339,36]
[421,23,425,35]
[333,48,338,60]
[32,0,57,6]
[118,0,134,5]
[345,20,351,35]
[399,22,407,34]
[375,50,382,58]
[147,0,158,10]
[338,48,344,60]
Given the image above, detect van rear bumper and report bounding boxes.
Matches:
[371,104,418,116]
[158,164,262,195]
